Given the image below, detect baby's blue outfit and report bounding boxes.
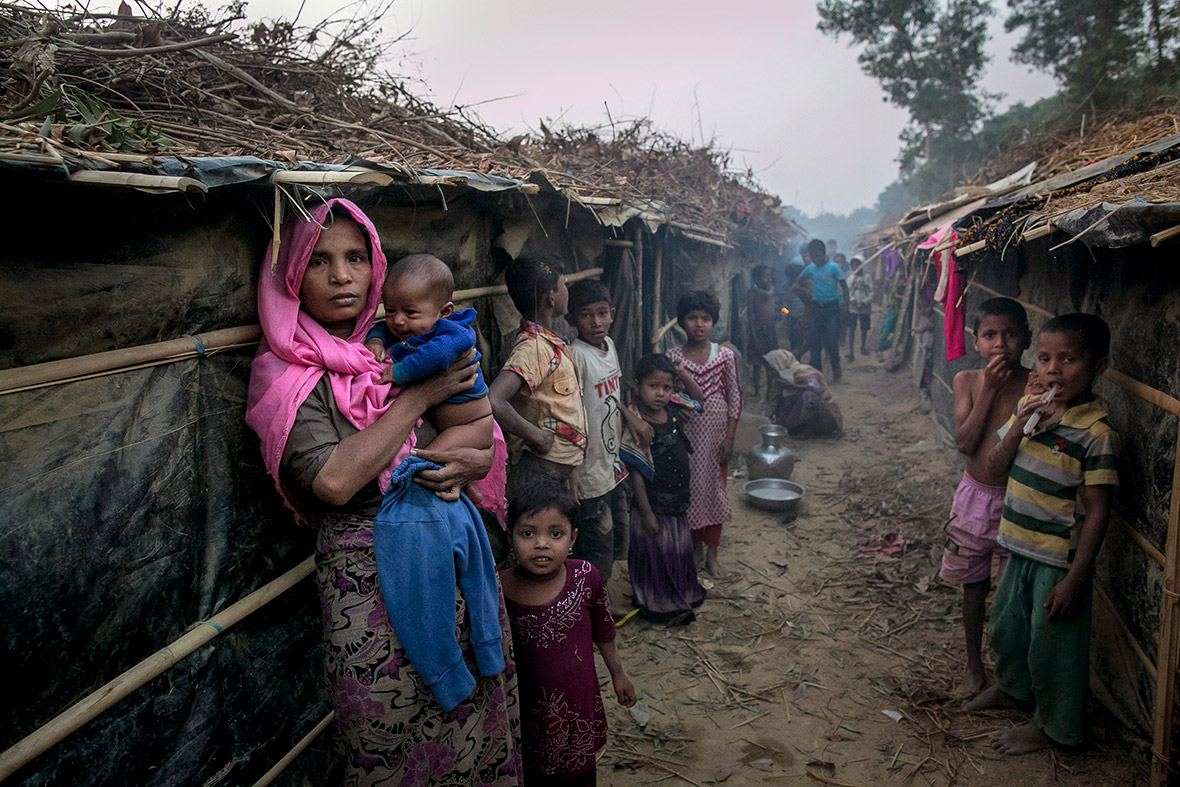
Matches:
[366,308,488,402]
[373,456,505,711]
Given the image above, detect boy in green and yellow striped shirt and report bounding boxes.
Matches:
[965,313,1119,755]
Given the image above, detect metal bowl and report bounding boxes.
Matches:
[743,478,805,515]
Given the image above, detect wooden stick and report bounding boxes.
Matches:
[679,230,733,249]
[1150,225,1180,247]
[1114,510,1167,568]
[0,325,261,396]
[849,243,892,277]
[452,267,603,302]
[1021,222,1057,241]
[1048,201,1131,251]
[68,171,207,194]
[197,50,302,112]
[1094,579,1157,682]
[952,239,987,258]
[271,170,393,187]
[62,32,237,56]
[652,317,680,346]
[250,711,335,787]
[0,557,315,782]
[1103,368,1180,417]
[1152,421,1180,787]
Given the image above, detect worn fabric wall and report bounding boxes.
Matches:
[924,239,1180,740]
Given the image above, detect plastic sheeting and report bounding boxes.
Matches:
[1049,200,1180,248]
[0,352,331,786]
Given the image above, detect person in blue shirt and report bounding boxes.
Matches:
[794,238,850,382]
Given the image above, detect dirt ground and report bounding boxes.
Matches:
[594,352,1144,787]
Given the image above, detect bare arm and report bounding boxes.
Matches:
[488,370,553,454]
[597,639,636,706]
[1044,484,1113,620]
[311,355,477,506]
[838,278,851,306]
[983,396,1045,478]
[954,359,1014,455]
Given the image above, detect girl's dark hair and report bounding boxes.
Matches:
[676,289,720,325]
[507,473,579,530]
[505,254,563,319]
[635,353,676,382]
[1041,313,1111,360]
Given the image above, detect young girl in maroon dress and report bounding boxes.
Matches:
[667,290,742,577]
[500,475,637,786]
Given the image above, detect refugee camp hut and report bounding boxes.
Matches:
[0,8,796,783]
[903,118,1180,785]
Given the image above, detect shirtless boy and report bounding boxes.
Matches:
[943,297,1031,696]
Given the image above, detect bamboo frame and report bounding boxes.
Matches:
[0,558,315,782]
[678,230,733,249]
[250,711,335,787]
[68,171,208,194]
[1096,580,1158,682]
[0,267,608,397]
[949,279,1180,784]
[1150,225,1180,247]
[271,170,393,187]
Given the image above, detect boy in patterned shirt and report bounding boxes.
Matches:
[966,314,1119,755]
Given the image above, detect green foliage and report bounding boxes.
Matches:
[818,0,996,178]
[11,85,173,152]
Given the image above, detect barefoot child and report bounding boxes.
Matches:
[621,354,707,622]
[489,255,587,492]
[967,314,1119,755]
[564,279,651,585]
[943,297,1031,696]
[667,291,742,577]
[501,474,637,785]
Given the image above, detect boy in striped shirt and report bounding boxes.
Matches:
[966,314,1119,755]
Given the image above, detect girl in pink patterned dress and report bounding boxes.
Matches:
[500,474,636,786]
[667,290,743,577]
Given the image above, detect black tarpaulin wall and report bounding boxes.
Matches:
[0,182,333,785]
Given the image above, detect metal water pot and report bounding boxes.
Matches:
[747,424,796,480]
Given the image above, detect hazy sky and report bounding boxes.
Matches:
[172,1,1059,214]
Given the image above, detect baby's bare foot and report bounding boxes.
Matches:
[964,684,1023,711]
[991,721,1053,755]
[952,668,988,698]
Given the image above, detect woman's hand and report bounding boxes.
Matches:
[411,445,493,500]
[408,350,479,407]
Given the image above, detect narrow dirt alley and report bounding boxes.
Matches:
[597,353,1140,787]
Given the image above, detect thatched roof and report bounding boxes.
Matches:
[0,2,795,248]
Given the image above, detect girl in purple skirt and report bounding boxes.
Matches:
[621,354,707,622]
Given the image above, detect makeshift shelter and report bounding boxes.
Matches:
[871,107,1180,786]
[0,6,798,785]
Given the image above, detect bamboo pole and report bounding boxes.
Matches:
[649,238,664,347]
[1150,225,1180,248]
[0,557,315,782]
[1152,423,1180,787]
[250,711,335,787]
[1022,222,1057,242]
[679,230,733,249]
[0,325,261,396]
[1115,511,1168,569]
[68,171,208,194]
[451,267,603,302]
[1095,580,1158,682]
[271,171,393,187]
[953,239,988,258]
[652,317,680,345]
[849,243,893,277]
[1104,368,1180,418]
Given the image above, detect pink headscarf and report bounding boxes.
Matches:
[245,198,507,524]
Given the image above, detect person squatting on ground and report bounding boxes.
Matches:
[500,474,636,786]
[943,297,1031,698]
[795,238,849,381]
[844,256,874,361]
[667,290,742,577]
[489,254,588,495]
[563,279,651,590]
[746,264,782,396]
[246,199,521,785]
[966,313,1120,756]
[621,353,708,622]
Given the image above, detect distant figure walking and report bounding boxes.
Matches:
[794,238,849,382]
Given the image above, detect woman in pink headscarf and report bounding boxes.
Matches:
[246,199,520,786]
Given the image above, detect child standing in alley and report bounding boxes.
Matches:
[564,278,651,586]
[667,290,742,577]
[501,474,636,786]
[845,256,874,361]
[489,255,587,492]
[966,314,1119,755]
[943,298,1031,697]
[622,353,707,621]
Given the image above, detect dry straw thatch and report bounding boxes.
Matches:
[0,1,790,246]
